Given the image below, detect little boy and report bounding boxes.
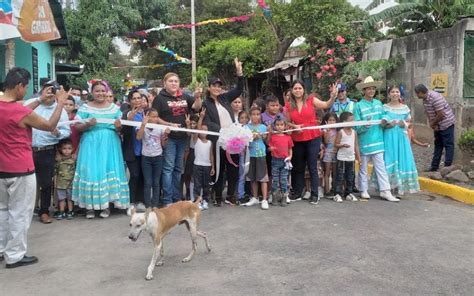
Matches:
[54,139,76,220]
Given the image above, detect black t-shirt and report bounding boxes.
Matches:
[152,89,195,139]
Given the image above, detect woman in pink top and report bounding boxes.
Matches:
[284,80,337,204]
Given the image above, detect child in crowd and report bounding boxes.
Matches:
[64,96,80,154]
[136,108,170,209]
[244,107,269,210]
[237,110,250,204]
[54,139,76,220]
[268,116,293,206]
[183,114,199,200]
[334,112,360,202]
[322,112,338,197]
[192,108,215,210]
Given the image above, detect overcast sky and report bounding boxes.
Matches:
[349,0,372,9]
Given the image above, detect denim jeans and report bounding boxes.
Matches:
[33,149,55,216]
[271,158,289,193]
[193,165,211,201]
[431,124,455,170]
[162,137,186,205]
[141,155,163,208]
[335,160,355,197]
[126,157,144,205]
[291,137,321,197]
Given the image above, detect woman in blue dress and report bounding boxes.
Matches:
[72,81,129,219]
[379,85,420,196]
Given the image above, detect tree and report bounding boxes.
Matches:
[365,0,474,36]
[198,37,270,85]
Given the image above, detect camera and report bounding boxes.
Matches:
[43,80,60,94]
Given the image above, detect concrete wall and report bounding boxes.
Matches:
[366,18,474,164]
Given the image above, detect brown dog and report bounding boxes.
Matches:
[128,199,211,280]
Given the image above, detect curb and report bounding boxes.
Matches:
[355,163,474,205]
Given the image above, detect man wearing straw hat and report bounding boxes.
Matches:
[354,77,399,202]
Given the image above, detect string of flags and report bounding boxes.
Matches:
[111,62,188,70]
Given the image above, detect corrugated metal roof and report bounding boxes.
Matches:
[259,57,303,73]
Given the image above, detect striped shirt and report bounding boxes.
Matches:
[354,98,385,155]
[422,91,455,131]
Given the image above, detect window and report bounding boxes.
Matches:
[464,32,474,98]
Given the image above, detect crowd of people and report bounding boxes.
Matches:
[0,62,456,267]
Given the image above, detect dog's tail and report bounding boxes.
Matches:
[194,196,202,205]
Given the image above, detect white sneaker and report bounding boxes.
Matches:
[244,197,259,207]
[333,194,343,203]
[86,210,95,219]
[360,191,371,199]
[286,196,291,204]
[302,191,311,200]
[136,202,146,212]
[380,190,400,202]
[261,200,269,210]
[99,209,110,218]
[199,203,204,210]
[346,193,358,201]
[202,200,209,210]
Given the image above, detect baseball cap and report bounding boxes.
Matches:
[337,83,347,92]
[208,77,223,86]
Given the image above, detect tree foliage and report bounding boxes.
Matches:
[365,0,474,36]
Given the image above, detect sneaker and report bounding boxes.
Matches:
[333,194,343,203]
[100,209,110,218]
[324,191,335,199]
[86,210,95,219]
[380,190,400,202]
[280,193,287,207]
[309,196,320,205]
[66,212,74,220]
[55,212,66,220]
[199,203,204,210]
[345,194,358,201]
[302,191,311,200]
[244,197,259,207]
[286,195,291,204]
[136,203,146,212]
[261,200,269,210]
[202,200,209,210]
[360,191,371,199]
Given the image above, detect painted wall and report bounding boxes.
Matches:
[13,39,53,97]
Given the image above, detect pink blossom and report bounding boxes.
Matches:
[336,35,346,44]
[316,72,323,80]
[323,65,330,71]
[328,73,334,77]
[347,56,355,62]
[327,58,334,64]
[326,49,334,55]
[310,56,316,62]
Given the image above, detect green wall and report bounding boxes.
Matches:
[13,39,53,97]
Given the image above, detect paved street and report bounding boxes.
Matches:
[1,192,473,295]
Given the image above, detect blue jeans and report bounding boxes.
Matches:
[431,125,455,170]
[193,165,211,201]
[141,155,163,208]
[162,137,186,205]
[271,158,289,193]
[335,160,355,197]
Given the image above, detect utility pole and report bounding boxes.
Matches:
[191,0,196,82]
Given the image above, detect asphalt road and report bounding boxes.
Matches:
[1,192,473,296]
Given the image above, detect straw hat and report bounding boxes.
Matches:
[356,76,382,91]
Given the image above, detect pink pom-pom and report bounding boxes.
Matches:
[225,137,247,154]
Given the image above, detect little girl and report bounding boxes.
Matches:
[244,107,269,210]
[136,108,170,209]
[54,139,76,220]
[334,112,360,202]
[192,108,215,210]
[268,116,293,206]
[183,114,199,201]
[322,112,338,197]
[237,110,250,204]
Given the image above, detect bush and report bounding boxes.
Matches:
[458,129,474,155]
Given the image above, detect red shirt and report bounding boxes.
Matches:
[268,133,294,159]
[285,95,321,142]
[0,101,34,174]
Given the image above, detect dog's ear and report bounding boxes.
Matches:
[127,205,136,216]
